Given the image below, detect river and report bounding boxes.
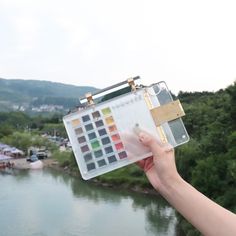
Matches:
[0,168,178,236]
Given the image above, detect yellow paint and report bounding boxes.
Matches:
[105,116,114,125]
[71,119,80,127]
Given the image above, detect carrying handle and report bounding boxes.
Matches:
[80,76,140,104]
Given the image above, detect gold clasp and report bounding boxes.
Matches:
[85,93,94,105]
[127,78,136,92]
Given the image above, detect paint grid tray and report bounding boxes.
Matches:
[63,81,189,180]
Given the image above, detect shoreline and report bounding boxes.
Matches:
[44,158,159,196]
[8,157,158,196]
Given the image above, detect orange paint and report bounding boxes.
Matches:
[111,134,120,142]
[108,125,117,133]
[71,119,80,127]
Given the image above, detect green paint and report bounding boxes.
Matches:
[102,107,111,115]
[91,140,100,149]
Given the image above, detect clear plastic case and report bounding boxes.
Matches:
[63,81,189,180]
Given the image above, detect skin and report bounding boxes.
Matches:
[137,131,236,236]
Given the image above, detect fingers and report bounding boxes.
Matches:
[136,156,154,172]
[163,143,174,153]
[138,131,163,158]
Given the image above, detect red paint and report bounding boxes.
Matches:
[115,142,124,150]
[111,134,120,142]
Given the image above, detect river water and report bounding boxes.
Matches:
[0,169,177,236]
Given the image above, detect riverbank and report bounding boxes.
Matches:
[9,157,158,196]
[9,158,54,170]
[44,157,158,196]
[12,158,157,195]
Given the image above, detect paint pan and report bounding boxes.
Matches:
[97,159,106,167]
[84,153,93,162]
[108,125,117,133]
[101,137,110,145]
[78,136,86,144]
[95,120,104,128]
[101,107,111,116]
[111,134,120,142]
[115,142,124,151]
[71,119,80,127]
[105,146,113,154]
[118,151,127,159]
[85,123,94,131]
[94,150,103,158]
[87,162,96,171]
[75,127,83,135]
[92,111,101,119]
[98,128,107,136]
[81,145,89,153]
[88,132,97,140]
[105,116,114,125]
[82,115,90,122]
[108,155,117,163]
[91,140,100,149]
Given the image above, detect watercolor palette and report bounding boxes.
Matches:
[63,81,189,180]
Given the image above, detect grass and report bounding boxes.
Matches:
[51,150,76,169]
[51,150,152,189]
[96,164,151,188]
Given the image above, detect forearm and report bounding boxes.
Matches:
[159,176,236,236]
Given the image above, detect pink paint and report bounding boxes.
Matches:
[115,142,124,150]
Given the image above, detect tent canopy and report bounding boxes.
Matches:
[0,154,12,161]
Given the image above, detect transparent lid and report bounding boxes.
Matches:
[63,81,189,180]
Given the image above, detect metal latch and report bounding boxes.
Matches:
[85,93,94,105]
[150,100,185,126]
[127,78,136,92]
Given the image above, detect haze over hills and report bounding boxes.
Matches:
[0,78,98,114]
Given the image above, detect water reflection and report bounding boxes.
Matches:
[0,168,29,180]
[44,168,176,235]
[1,168,177,236]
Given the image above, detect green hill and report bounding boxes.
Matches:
[0,78,98,113]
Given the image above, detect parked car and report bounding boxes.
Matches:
[36,149,48,159]
[27,154,38,162]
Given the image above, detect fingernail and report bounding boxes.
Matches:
[139,132,148,142]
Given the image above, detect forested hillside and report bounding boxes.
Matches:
[175,83,236,235]
[0,78,97,113]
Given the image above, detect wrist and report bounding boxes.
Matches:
[158,173,184,196]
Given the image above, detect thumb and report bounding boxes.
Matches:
[138,131,163,158]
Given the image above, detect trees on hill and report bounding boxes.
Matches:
[175,82,236,235]
[0,82,235,236]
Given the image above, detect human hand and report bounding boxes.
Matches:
[137,131,181,192]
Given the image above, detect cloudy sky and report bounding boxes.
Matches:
[0,0,236,93]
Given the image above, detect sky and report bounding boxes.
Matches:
[0,0,236,93]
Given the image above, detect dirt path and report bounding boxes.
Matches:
[11,158,59,169]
